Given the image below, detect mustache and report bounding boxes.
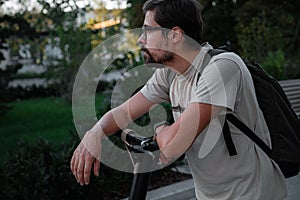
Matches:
[141,47,149,54]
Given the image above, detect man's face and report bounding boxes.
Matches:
[138,11,174,65]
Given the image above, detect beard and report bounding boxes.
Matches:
[141,47,174,66]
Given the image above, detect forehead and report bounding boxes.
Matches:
[143,10,160,26]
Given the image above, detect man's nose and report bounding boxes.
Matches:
[137,34,146,46]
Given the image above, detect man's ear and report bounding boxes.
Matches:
[170,26,184,43]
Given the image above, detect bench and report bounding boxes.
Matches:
[279,78,300,117]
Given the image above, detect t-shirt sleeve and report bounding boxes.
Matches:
[190,57,241,111]
[140,68,174,104]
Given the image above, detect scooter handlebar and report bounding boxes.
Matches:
[121,129,159,153]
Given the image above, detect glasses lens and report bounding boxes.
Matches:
[143,27,146,40]
[142,26,162,41]
[142,26,147,40]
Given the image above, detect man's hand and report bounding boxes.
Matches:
[70,131,102,186]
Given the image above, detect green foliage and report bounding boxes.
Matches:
[0,130,186,199]
[0,132,132,200]
[1,0,96,102]
[261,50,287,80]
[125,0,300,79]
[0,94,179,199]
[234,0,299,79]
[32,0,93,101]
[201,0,238,48]
[0,135,77,200]
[45,28,93,101]
[0,13,28,115]
[0,64,21,115]
[236,10,283,62]
[125,0,146,28]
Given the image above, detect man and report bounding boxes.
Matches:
[71,0,287,199]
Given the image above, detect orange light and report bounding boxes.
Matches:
[91,19,121,30]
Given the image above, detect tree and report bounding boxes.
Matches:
[125,0,146,28]
[0,13,33,115]
[234,0,300,79]
[201,0,239,49]
[125,0,300,79]
[31,0,93,100]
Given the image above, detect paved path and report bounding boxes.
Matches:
[286,173,300,200]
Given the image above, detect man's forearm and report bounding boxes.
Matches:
[156,117,197,160]
[89,107,132,137]
[156,103,221,160]
[89,92,156,138]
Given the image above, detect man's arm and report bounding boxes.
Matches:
[156,102,223,161]
[70,91,155,186]
[90,92,156,135]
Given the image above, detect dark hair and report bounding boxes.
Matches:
[143,0,203,46]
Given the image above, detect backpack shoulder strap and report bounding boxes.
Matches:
[222,119,238,156]
[226,114,272,156]
[203,48,228,67]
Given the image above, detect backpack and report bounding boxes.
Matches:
[205,47,300,178]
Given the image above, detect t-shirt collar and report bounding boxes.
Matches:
[176,42,213,81]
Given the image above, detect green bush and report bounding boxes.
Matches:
[0,129,186,200]
[0,63,22,116]
[0,131,132,200]
[0,97,184,200]
[261,50,287,80]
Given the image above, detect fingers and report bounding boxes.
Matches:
[70,130,103,186]
[77,152,85,185]
[83,154,94,185]
[70,143,98,186]
[70,151,75,173]
[93,160,100,177]
[71,146,80,181]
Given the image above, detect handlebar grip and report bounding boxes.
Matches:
[121,129,159,152]
[121,129,146,145]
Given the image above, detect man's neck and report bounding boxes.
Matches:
[166,49,201,74]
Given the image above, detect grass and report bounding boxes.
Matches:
[0,93,109,157]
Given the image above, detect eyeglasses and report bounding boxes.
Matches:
[142,25,163,41]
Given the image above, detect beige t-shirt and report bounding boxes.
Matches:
[140,43,287,200]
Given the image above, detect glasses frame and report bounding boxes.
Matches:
[142,25,163,42]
